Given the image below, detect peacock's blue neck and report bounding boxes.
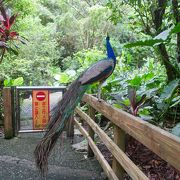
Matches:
[106,38,116,64]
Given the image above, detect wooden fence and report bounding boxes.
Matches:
[74,94,180,180]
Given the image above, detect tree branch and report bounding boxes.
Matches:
[134,5,153,35]
[153,0,167,33]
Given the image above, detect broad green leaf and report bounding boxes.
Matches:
[127,75,142,87]
[59,73,70,84]
[124,39,163,48]
[171,23,180,34]
[160,79,179,101]
[4,79,13,87]
[141,72,154,81]
[138,108,150,115]
[122,99,130,106]
[113,103,123,109]
[13,77,24,86]
[4,79,9,87]
[125,26,176,48]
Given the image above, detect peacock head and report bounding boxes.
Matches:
[106,35,116,61]
[106,33,110,41]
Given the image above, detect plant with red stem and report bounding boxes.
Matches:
[0,1,26,62]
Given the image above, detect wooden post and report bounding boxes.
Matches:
[67,115,74,137]
[14,87,19,136]
[88,106,95,157]
[79,116,84,126]
[112,125,125,180]
[3,87,13,139]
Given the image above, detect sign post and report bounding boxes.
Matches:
[32,90,49,130]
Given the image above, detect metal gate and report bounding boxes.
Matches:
[13,86,66,135]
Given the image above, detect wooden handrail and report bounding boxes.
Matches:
[76,107,148,180]
[74,118,119,180]
[82,94,180,171]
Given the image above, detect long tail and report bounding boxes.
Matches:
[34,77,88,176]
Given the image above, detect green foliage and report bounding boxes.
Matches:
[171,23,180,34]
[159,80,179,103]
[56,70,76,84]
[108,0,180,81]
[125,39,164,48]
[53,48,105,86]
[106,56,167,121]
[125,24,180,48]
[0,3,27,62]
[113,88,148,118]
[7,0,37,17]
[0,0,179,131]
[4,77,24,86]
[155,80,179,113]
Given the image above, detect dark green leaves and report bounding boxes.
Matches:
[8,47,19,56]
[124,39,164,48]
[171,22,180,34]
[127,75,142,87]
[125,23,180,48]
[160,79,179,102]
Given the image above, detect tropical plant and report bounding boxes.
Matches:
[107,0,180,81]
[3,76,24,86]
[151,79,180,126]
[0,0,179,132]
[113,88,148,116]
[0,4,26,62]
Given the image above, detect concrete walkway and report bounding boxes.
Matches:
[0,132,104,180]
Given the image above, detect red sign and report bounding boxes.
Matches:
[32,90,49,130]
[36,92,46,101]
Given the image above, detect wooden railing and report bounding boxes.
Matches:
[74,94,180,180]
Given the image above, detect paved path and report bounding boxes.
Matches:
[0,133,104,180]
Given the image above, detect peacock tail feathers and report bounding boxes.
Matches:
[34,77,89,176]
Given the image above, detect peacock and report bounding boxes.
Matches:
[34,36,117,176]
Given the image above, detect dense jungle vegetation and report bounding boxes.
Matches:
[0,0,179,135]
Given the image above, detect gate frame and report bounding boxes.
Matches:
[3,86,68,138]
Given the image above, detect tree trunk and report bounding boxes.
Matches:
[172,0,180,63]
[157,44,179,81]
[152,0,179,81]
